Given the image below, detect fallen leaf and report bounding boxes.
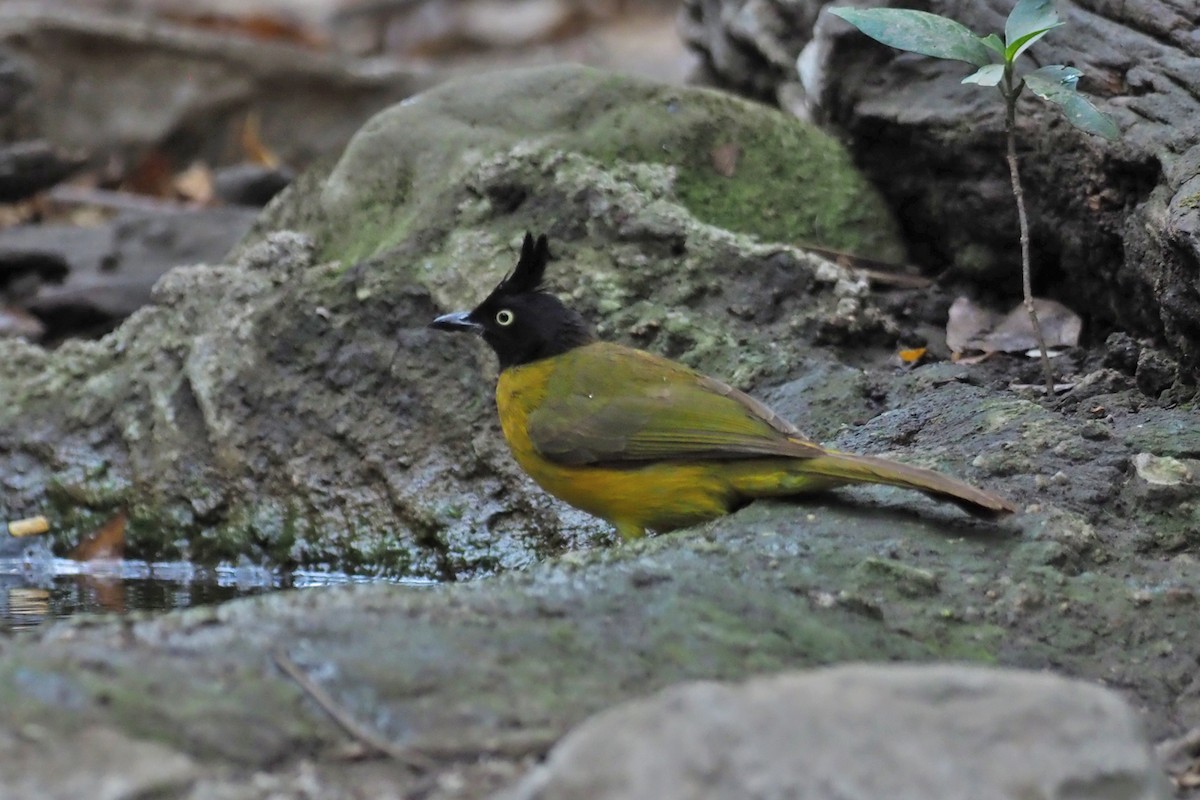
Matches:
[0,197,42,229]
[793,243,931,287]
[0,306,46,341]
[711,142,740,177]
[124,150,176,198]
[950,351,995,365]
[947,296,1081,355]
[400,0,590,57]
[241,112,281,169]
[68,511,126,561]
[459,0,586,48]
[161,11,326,49]
[946,296,994,353]
[7,515,49,537]
[173,162,215,204]
[897,346,927,364]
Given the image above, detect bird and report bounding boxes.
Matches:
[430,232,1017,540]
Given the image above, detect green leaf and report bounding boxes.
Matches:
[828,7,992,66]
[1005,0,1059,51]
[1005,25,1063,62]
[963,64,1005,86]
[1023,64,1082,97]
[1024,66,1120,140]
[980,33,1005,55]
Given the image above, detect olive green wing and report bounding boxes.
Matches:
[526,343,823,466]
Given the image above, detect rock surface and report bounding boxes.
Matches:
[502,664,1168,800]
[252,62,906,264]
[0,207,258,335]
[0,64,909,574]
[1,499,1194,799]
[0,4,435,167]
[0,725,198,800]
[1,59,1198,800]
[0,140,84,202]
[681,0,1200,375]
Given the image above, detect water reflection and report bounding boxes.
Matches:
[0,558,432,632]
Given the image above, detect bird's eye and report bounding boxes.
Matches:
[495,309,515,326]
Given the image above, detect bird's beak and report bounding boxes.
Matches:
[429,311,482,334]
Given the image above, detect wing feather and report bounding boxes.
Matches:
[526,343,823,466]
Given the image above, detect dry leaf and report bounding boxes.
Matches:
[173,162,215,204]
[7,515,49,537]
[947,296,1081,355]
[401,0,589,56]
[794,243,931,288]
[711,142,740,178]
[946,296,994,353]
[162,11,325,49]
[241,112,281,169]
[951,351,996,365]
[459,0,585,48]
[68,510,126,561]
[0,306,46,341]
[897,346,927,364]
[0,197,42,229]
[124,150,176,197]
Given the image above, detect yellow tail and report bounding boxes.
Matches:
[728,451,1016,518]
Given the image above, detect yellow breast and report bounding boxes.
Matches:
[495,357,732,540]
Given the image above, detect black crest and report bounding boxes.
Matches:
[492,232,549,298]
[430,230,595,368]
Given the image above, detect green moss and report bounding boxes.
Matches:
[575,88,906,260]
[854,557,941,598]
[45,463,130,509]
[0,651,323,763]
[952,242,998,276]
[257,65,905,269]
[928,621,1005,662]
[1178,192,1200,210]
[1119,409,1200,456]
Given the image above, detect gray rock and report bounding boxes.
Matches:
[0,481,1198,796]
[0,64,909,572]
[501,664,1169,800]
[253,61,906,264]
[0,4,434,167]
[212,163,294,207]
[0,140,83,202]
[0,724,196,800]
[1135,347,1178,398]
[0,206,257,329]
[1104,332,1141,376]
[0,43,32,119]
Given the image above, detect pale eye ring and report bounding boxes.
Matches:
[495,309,515,326]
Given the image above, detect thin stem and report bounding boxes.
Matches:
[271,645,435,771]
[1002,67,1056,394]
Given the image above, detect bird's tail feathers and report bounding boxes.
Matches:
[799,451,1016,518]
[726,450,1016,518]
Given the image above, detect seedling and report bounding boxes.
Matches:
[826,0,1118,393]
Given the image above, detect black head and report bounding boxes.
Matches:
[429,233,595,370]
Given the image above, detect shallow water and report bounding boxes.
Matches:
[0,557,432,632]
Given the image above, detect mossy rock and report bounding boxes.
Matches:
[253,64,906,267]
